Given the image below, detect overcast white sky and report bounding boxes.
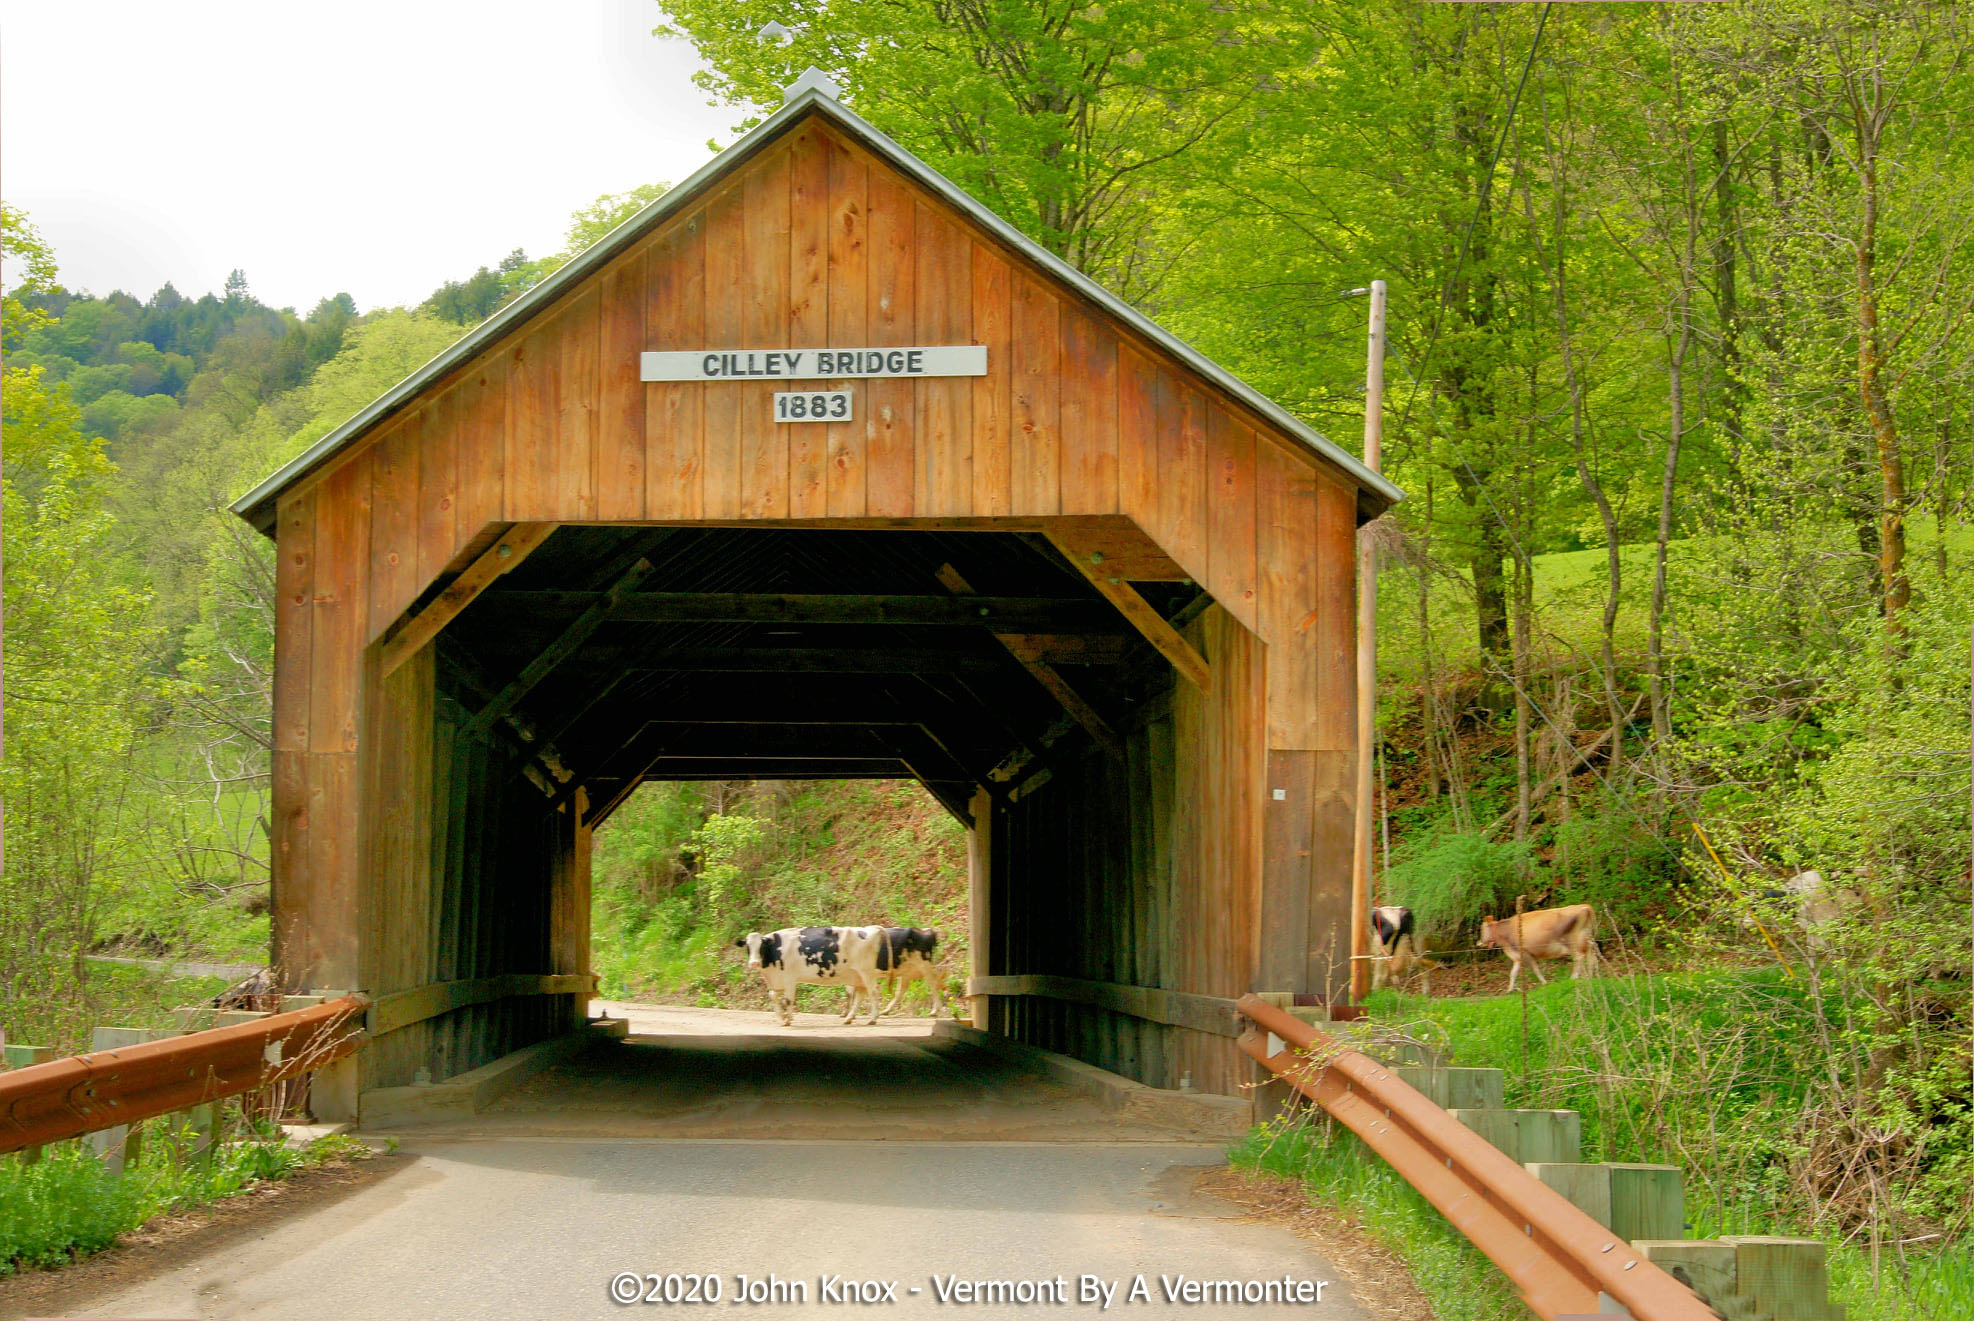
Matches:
[2,1,753,313]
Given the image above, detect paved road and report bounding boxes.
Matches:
[29,1009,1369,1320]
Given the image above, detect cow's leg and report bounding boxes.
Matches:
[1528,956,1550,985]
[838,979,859,1023]
[1505,955,1522,993]
[883,973,906,1016]
[860,971,881,1024]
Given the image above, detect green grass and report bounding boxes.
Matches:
[1231,1120,1523,1321]
[1371,514,1973,687]
[1320,968,1974,1321]
[0,1119,369,1275]
[5,962,234,1058]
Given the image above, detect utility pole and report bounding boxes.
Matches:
[1349,280,1386,1003]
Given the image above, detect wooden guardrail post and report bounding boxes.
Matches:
[1233,993,1720,1321]
[1525,1162,1684,1244]
[4,1045,56,1164]
[1448,1107,1582,1164]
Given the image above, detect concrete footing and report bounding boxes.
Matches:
[931,1021,1251,1139]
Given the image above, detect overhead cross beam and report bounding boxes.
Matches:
[617,647,1008,676]
[463,557,654,740]
[1042,531,1211,692]
[937,564,1122,757]
[380,522,559,676]
[476,591,1121,632]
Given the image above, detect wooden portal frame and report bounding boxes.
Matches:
[245,93,1391,1101]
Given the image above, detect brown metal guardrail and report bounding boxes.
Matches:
[0,995,367,1154]
[1235,994,1718,1321]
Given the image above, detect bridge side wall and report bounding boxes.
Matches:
[985,605,1269,1095]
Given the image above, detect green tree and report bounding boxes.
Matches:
[1,204,60,352]
[656,0,1299,295]
[1,365,156,1044]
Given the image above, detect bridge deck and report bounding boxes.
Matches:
[448,1005,1219,1144]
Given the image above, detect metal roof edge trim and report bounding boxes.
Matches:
[232,86,1401,530]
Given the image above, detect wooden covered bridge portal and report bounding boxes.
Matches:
[233,84,1399,1117]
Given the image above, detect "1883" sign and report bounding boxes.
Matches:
[772,390,852,423]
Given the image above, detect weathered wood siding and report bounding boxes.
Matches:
[274,627,588,1086]
[275,116,1359,727]
[986,605,1268,1093]
[266,101,1365,1095]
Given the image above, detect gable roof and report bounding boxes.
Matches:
[232,85,1402,532]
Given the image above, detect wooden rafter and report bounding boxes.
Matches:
[936,563,1122,757]
[1043,531,1210,692]
[438,650,571,797]
[380,522,558,676]
[464,557,654,739]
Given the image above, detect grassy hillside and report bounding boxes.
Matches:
[590,778,969,1010]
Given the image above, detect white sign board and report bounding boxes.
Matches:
[641,345,987,382]
[773,390,852,423]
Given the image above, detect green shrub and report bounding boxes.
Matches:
[1549,801,1681,936]
[1383,830,1532,947]
[0,1118,364,1275]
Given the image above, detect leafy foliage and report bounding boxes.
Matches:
[591,780,966,1008]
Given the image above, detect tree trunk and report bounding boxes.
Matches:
[1855,151,1908,631]
[1527,87,1625,770]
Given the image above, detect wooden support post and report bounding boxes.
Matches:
[1632,1242,1737,1315]
[2,1043,53,1069]
[968,786,993,1030]
[186,1103,217,1158]
[1609,1164,1686,1245]
[937,563,1122,756]
[465,557,654,738]
[1041,532,1210,691]
[379,522,558,676]
[311,1055,359,1123]
[1394,1065,1505,1111]
[88,1124,139,1177]
[1718,1237,1846,1321]
[1350,279,1386,1003]
[1448,1107,1581,1165]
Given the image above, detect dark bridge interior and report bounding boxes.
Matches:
[435,526,1204,825]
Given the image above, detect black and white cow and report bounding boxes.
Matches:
[1370,905,1433,990]
[874,927,943,1017]
[735,925,883,1026]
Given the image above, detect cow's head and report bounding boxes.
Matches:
[1476,916,1500,949]
[736,932,779,968]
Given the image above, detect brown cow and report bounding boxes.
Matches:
[1477,904,1598,992]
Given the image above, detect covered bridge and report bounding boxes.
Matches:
[232,79,1399,1115]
